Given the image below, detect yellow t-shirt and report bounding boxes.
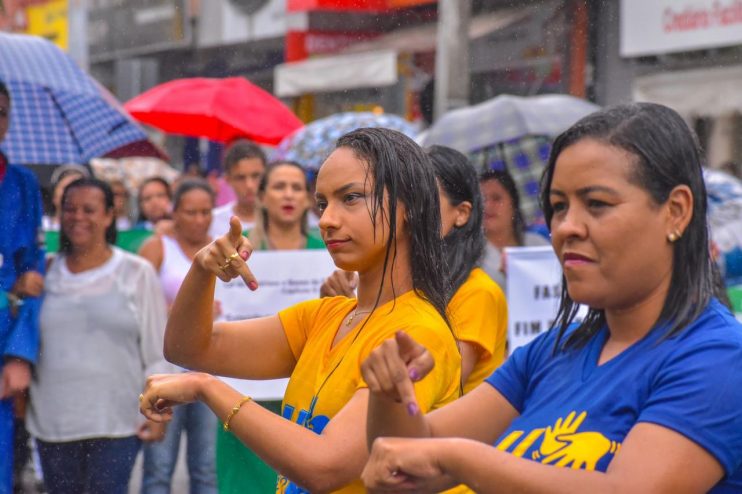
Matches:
[276,290,462,494]
[449,268,508,394]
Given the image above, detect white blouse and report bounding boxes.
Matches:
[27,247,174,442]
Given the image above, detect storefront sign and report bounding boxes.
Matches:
[87,0,190,61]
[215,249,337,400]
[506,246,576,351]
[621,0,742,57]
[288,0,390,12]
[285,30,380,61]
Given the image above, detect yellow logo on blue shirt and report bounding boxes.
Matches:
[496,411,621,470]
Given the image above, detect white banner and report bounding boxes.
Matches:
[215,249,337,400]
[621,0,742,57]
[505,246,565,351]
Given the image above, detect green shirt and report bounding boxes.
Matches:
[45,229,153,254]
[253,231,325,251]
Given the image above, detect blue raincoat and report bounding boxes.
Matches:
[0,157,43,494]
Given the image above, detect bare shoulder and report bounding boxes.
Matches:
[137,235,164,269]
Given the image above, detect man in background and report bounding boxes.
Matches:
[208,140,266,238]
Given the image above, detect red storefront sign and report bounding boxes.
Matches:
[285,30,380,61]
[287,0,434,12]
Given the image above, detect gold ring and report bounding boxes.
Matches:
[228,252,240,261]
[219,262,231,271]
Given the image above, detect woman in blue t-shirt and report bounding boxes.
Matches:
[360,103,742,493]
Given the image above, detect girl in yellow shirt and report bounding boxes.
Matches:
[138,128,461,494]
[322,145,508,393]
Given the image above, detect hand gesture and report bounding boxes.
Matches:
[139,372,210,423]
[195,216,258,289]
[319,270,358,298]
[361,331,434,416]
[362,437,452,493]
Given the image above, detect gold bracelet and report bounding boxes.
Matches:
[223,395,252,432]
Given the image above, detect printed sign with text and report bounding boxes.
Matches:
[215,249,337,400]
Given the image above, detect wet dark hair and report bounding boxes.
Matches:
[173,178,215,211]
[427,145,485,293]
[137,177,172,223]
[335,128,450,322]
[480,168,525,245]
[540,102,723,350]
[60,178,117,253]
[0,81,9,101]
[223,139,267,174]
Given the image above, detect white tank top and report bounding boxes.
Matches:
[159,235,193,305]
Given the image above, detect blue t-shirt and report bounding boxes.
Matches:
[486,298,742,493]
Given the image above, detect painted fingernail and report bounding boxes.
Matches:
[241,250,250,261]
[406,403,419,416]
[248,281,258,291]
[409,368,419,381]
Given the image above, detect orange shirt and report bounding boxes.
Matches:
[449,268,508,393]
[276,290,461,493]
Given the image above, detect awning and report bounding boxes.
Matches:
[275,49,398,97]
[633,65,742,117]
[274,9,530,97]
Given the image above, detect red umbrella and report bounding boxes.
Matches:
[124,77,303,145]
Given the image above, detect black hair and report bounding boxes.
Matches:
[60,178,117,253]
[223,139,267,174]
[480,168,525,245]
[426,145,485,293]
[0,81,9,101]
[137,177,172,223]
[172,178,215,211]
[540,102,724,350]
[336,128,450,323]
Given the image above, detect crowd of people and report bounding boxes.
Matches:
[2,70,742,494]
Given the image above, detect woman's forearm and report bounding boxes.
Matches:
[441,438,618,494]
[164,264,217,367]
[198,375,366,492]
[366,391,431,446]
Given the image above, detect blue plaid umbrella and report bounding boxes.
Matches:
[0,33,156,165]
[273,112,419,171]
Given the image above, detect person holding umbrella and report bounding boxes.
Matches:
[0,80,44,494]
